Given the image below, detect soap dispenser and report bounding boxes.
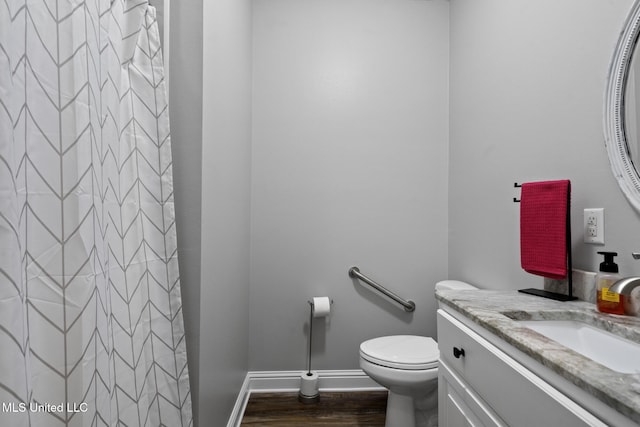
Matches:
[596,251,624,315]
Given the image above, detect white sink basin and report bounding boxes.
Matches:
[518,320,640,374]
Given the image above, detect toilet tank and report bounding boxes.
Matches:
[435,280,477,291]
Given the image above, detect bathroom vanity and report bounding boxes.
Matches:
[436,290,640,427]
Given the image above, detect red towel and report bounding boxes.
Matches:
[520,180,570,279]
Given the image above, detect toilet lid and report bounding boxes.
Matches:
[359,335,439,370]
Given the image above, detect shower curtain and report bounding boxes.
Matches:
[0,1,192,426]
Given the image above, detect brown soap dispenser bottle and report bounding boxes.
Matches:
[596,251,624,315]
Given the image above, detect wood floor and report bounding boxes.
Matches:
[240,391,388,426]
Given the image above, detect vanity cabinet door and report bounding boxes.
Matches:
[439,358,506,427]
[437,309,608,427]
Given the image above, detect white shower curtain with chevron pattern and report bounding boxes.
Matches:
[0,1,192,426]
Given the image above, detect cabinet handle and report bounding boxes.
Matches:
[453,347,465,359]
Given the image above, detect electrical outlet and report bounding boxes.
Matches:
[583,208,604,244]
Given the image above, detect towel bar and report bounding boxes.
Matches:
[348,266,416,312]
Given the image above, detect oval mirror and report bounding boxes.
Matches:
[626,51,640,168]
[604,0,640,212]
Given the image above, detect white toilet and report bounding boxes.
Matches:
[359,280,477,427]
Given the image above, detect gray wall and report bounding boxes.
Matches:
[168,0,203,424]
[250,0,450,371]
[170,1,253,424]
[448,0,640,290]
[200,0,253,426]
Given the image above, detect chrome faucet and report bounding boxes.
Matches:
[608,277,640,295]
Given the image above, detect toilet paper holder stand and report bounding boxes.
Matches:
[305,298,333,375]
[299,298,333,404]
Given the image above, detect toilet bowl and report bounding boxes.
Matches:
[359,280,477,427]
[360,335,439,426]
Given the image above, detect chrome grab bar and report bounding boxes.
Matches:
[348,266,416,312]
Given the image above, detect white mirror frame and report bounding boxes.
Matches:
[604,0,640,212]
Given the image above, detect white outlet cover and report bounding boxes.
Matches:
[583,208,604,244]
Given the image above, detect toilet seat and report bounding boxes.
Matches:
[359,335,439,370]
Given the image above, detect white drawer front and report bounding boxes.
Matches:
[439,359,507,427]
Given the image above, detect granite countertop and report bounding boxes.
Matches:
[435,289,640,424]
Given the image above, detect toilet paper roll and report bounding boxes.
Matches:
[299,371,319,397]
[312,297,331,318]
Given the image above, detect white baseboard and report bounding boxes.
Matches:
[226,369,384,427]
[226,373,252,427]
